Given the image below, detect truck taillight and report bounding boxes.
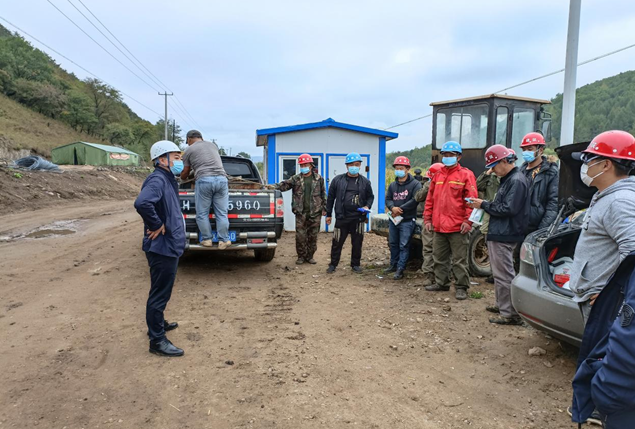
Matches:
[276,198,284,217]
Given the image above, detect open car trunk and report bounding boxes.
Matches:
[538,227,580,297]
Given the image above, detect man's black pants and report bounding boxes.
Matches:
[329,218,364,268]
[145,251,179,341]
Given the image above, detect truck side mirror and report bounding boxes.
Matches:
[542,119,552,142]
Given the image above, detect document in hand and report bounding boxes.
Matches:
[390,215,403,226]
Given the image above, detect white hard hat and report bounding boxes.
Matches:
[150,140,181,161]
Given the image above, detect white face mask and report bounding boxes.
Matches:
[580,160,605,187]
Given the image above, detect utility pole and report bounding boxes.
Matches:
[560,0,581,146]
[158,92,173,140]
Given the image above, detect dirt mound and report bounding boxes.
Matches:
[0,164,148,214]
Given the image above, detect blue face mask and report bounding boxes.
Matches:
[300,167,311,174]
[348,166,360,175]
[170,160,184,175]
[394,170,406,178]
[522,151,536,163]
[442,157,457,167]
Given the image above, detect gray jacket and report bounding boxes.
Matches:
[569,177,635,302]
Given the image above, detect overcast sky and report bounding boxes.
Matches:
[3,0,635,156]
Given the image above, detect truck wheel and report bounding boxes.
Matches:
[468,229,491,277]
[254,248,276,262]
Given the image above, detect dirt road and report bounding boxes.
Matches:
[0,200,580,429]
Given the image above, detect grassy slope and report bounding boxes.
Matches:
[0,93,107,158]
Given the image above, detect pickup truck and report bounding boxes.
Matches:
[179,155,284,262]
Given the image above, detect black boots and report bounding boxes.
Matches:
[149,338,184,357]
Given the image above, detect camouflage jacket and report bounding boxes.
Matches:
[275,172,326,217]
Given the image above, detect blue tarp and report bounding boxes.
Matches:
[13,156,61,172]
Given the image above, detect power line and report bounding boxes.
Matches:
[385,41,635,130]
[0,16,163,118]
[73,0,205,131]
[46,0,161,93]
[65,0,163,92]
[385,114,432,130]
[494,42,635,94]
[75,0,171,91]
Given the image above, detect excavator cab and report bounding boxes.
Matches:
[431,94,552,176]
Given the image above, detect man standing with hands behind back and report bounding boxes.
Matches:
[134,140,186,357]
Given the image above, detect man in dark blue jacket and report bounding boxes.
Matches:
[325,152,374,274]
[384,156,421,280]
[134,140,186,357]
[571,252,635,428]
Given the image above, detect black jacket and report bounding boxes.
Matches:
[134,167,186,258]
[482,167,530,243]
[326,173,374,220]
[572,252,635,424]
[386,174,422,220]
[521,157,559,232]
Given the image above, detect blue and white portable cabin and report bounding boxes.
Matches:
[255,118,399,232]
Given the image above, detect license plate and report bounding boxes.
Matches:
[202,231,237,242]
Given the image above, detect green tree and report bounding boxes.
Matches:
[62,90,98,132]
[12,79,66,118]
[0,35,55,83]
[237,151,251,159]
[155,119,184,145]
[84,78,124,134]
[104,123,134,147]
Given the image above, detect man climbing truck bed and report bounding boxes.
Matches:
[179,155,284,261]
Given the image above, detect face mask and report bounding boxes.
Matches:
[348,166,360,175]
[442,157,457,167]
[522,151,536,163]
[394,170,406,178]
[170,160,184,175]
[580,161,605,187]
[300,167,310,174]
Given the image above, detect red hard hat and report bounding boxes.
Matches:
[298,153,313,165]
[426,163,444,178]
[520,132,546,148]
[485,144,515,167]
[393,156,410,167]
[578,130,635,162]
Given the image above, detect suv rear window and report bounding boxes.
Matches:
[223,160,258,180]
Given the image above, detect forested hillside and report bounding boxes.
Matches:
[547,70,635,146]
[0,24,179,160]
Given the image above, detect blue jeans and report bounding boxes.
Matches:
[389,218,416,271]
[195,176,229,242]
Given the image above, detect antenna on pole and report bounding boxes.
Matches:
[158,92,173,140]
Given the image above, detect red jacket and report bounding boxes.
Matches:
[424,164,478,233]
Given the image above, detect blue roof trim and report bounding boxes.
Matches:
[256,118,398,140]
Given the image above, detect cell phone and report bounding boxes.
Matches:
[465,198,473,203]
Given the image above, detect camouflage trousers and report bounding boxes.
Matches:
[295,213,321,260]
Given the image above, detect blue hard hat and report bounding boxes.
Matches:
[345,152,363,164]
[441,141,462,154]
